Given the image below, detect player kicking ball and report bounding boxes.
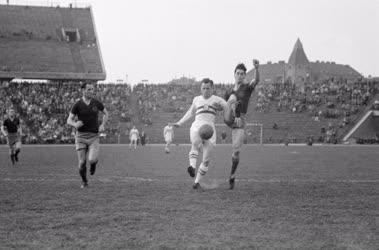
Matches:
[67,82,109,188]
[1,108,22,165]
[171,78,227,190]
[224,59,260,189]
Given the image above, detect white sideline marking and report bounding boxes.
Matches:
[1,175,378,183]
[2,144,379,148]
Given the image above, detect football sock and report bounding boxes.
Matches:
[79,161,87,183]
[189,150,198,169]
[90,161,97,175]
[195,163,208,183]
[15,149,20,161]
[230,156,239,179]
[10,154,15,164]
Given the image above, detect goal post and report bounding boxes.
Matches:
[215,122,263,144]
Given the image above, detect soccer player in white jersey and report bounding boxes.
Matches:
[129,126,139,149]
[163,123,174,153]
[171,78,227,190]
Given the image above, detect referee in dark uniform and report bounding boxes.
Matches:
[67,82,108,188]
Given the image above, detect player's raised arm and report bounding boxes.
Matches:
[173,102,196,127]
[99,108,109,132]
[249,59,260,88]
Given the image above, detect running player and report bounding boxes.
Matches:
[67,82,108,188]
[163,123,174,153]
[1,108,22,165]
[224,59,260,189]
[129,126,139,149]
[171,78,227,189]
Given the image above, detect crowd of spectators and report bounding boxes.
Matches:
[1,78,378,144]
[0,81,132,144]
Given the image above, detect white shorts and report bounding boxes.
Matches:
[190,120,216,146]
[130,135,138,142]
[165,134,173,144]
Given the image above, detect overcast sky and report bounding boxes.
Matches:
[85,0,377,83]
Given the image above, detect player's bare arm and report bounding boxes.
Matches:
[18,120,23,136]
[249,59,260,88]
[1,125,7,136]
[67,112,83,129]
[99,108,109,132]
[171,102,196,127]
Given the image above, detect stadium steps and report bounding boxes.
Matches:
[339,92,379,140]
[59,8,85,73]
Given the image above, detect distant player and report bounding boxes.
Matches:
[224,59,260,189]
[163,123,174,153]
[221,130,227,143]
[67,82,109,188]
[1,108,22,165]
[129,126,139,149]
[171,78,227,189]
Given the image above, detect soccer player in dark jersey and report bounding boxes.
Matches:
[1,108,22,165]
[224,59,260,189]
[67,82,109,188]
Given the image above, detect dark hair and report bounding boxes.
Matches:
[80,81,95,89]
[201,78,214,86]
[234,63,247,74]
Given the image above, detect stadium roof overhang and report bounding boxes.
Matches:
[0,71,106,81]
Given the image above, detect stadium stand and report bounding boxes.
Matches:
[0,4,105,80]
[1,77,378,145]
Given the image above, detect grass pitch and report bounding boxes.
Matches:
[0,144,378,249]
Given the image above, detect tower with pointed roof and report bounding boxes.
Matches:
[245,38,361,90]
[285,38,311,90]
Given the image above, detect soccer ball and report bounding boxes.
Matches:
[165,147,170,154]
[199,124,214,140]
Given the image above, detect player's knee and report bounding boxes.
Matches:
[232,151,240,160]
[78,159,86,168]
[88,158,98,165]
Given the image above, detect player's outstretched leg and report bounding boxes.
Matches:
[165,143,170,154]
[10,152,15,165]
[188,148,198,178]
[193,162,208,190]
[229,152,240,189]
[193,141,213,190]
[229,128,244,189]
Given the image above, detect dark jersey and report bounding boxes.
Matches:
[227,83,255,114]
[71,98,105,133]
[3,117,20,133]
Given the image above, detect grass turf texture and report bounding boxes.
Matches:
[0,144,378,249]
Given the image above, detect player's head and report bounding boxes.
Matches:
[8,108,15,118]
[200,78,214,99]
[80,81,95,98]
[234,63,247,84]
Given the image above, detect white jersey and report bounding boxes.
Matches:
[163,125,174,142]
[192,95,227,125]
[129,128,139,140]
